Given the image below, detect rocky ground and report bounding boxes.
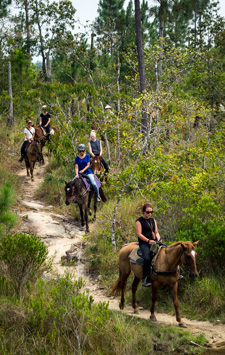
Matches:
[16,160,225,354]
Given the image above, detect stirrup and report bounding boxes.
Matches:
[142,277,151,287]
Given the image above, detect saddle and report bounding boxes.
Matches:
[80,175,101,190]
[128,244,164,266]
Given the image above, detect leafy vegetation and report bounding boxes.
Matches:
[0,0,225,352]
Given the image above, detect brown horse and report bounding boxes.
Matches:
[111,241,199,328]
[91,156,108,182]
[65,176,107,233]
[24,138,44,181]
[34,125,58,159]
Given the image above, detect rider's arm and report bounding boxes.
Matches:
[99,141,102,157]
[39,116,42,125]
[135,220,156,245]
[88,142,95,157]
[75,164,79,177]
[80,162,90,174]
[154,220,162,242]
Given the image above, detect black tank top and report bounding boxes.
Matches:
[136,217,155,243]
[90,139,100,155]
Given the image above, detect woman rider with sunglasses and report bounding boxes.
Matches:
[75,144,101,202]
[135,203,162,287]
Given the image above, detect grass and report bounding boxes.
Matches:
[0,274,207,355]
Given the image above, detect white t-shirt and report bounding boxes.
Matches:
[24,127,35,141]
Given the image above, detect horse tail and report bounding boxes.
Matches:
[99,186,107,202]
[110,270,122,295]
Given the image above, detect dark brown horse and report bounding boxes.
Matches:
[65,177,107,233]
[111,241,199,328]
[34,125,58,159]
[24,138,44,181]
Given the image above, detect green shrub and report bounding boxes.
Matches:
[0,233,48,297]
[0,181,17,238]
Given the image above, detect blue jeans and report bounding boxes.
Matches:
[86,173,100,196]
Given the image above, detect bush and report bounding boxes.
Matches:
[0,233,48,297]
[0,181,17,238]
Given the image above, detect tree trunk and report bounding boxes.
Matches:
[116,48,121,165]
[24,0,31,54]
[134,0,147,134]
[46,51,52,83]
[7,61,14,127]
[35,0,49,82]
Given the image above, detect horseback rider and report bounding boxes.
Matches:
[88,130,109,176]
[19,119,35,162]
[40,105,51,140]
[135,204,162,287]
[75,144,101,202]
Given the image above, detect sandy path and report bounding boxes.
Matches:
[17,160,225,353]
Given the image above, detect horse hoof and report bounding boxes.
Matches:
[134,310,139,314]
[85,230,89,234]
[150,315,157,322]
[31,178,34,181]
[119,302,124,310]
[79,227,84,231]
[179,323,187,328]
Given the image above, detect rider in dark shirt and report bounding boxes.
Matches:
[88,130,109,175]
[135,203,162,287]
[40,105,51,139]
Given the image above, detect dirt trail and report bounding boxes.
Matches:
[17,161,225,353]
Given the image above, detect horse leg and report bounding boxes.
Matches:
[30,162,35,181]
[93,196,97,221]
[132,276,140,314]
[88,191,93,217]
[25,159,30,177]
[79,205,84,231]
[150,284,158,322]
[84,205,89,233]
[119,270,130,310]
[171,282,187,328]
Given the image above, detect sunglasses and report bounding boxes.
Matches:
[28,122,32,124]
[79,150,84,152]
[145,210,153,214]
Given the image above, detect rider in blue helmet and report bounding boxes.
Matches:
[75,144,101,202]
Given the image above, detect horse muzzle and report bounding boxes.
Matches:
[189,270,198,278]
[65,200,70,206]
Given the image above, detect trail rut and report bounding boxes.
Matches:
[16,160,225,354]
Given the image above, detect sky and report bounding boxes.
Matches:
[72,0,225,28]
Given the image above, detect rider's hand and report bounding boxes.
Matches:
[149,240,156,245]
[76,175,79,179]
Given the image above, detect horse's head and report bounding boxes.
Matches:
[65,180,79,205]
[34,126,47,146]
[91,156,104,176]
[180,241,199,278]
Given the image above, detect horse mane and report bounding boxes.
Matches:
[168,241,194,250]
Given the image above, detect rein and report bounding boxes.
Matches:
[69,178,90,201]
[153,243,186,276]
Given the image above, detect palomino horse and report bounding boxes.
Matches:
[111,241,199,328]
[65,176,107,233]
[24,138,44,181]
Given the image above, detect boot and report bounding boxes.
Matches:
[142,276,151,287]
[18,156,23,162]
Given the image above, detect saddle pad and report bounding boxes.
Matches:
[128,245,164,266]
[82,176,101,189]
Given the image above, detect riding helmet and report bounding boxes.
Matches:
[78,144,85,151]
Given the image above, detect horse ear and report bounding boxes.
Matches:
[193,240,199,246]
[65,181,68,185]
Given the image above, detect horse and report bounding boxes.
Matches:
[24,138,44,181]
[65,176,107,233]
[111,241,199,328]
[34,125,58,159]
[91,156,105,181]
